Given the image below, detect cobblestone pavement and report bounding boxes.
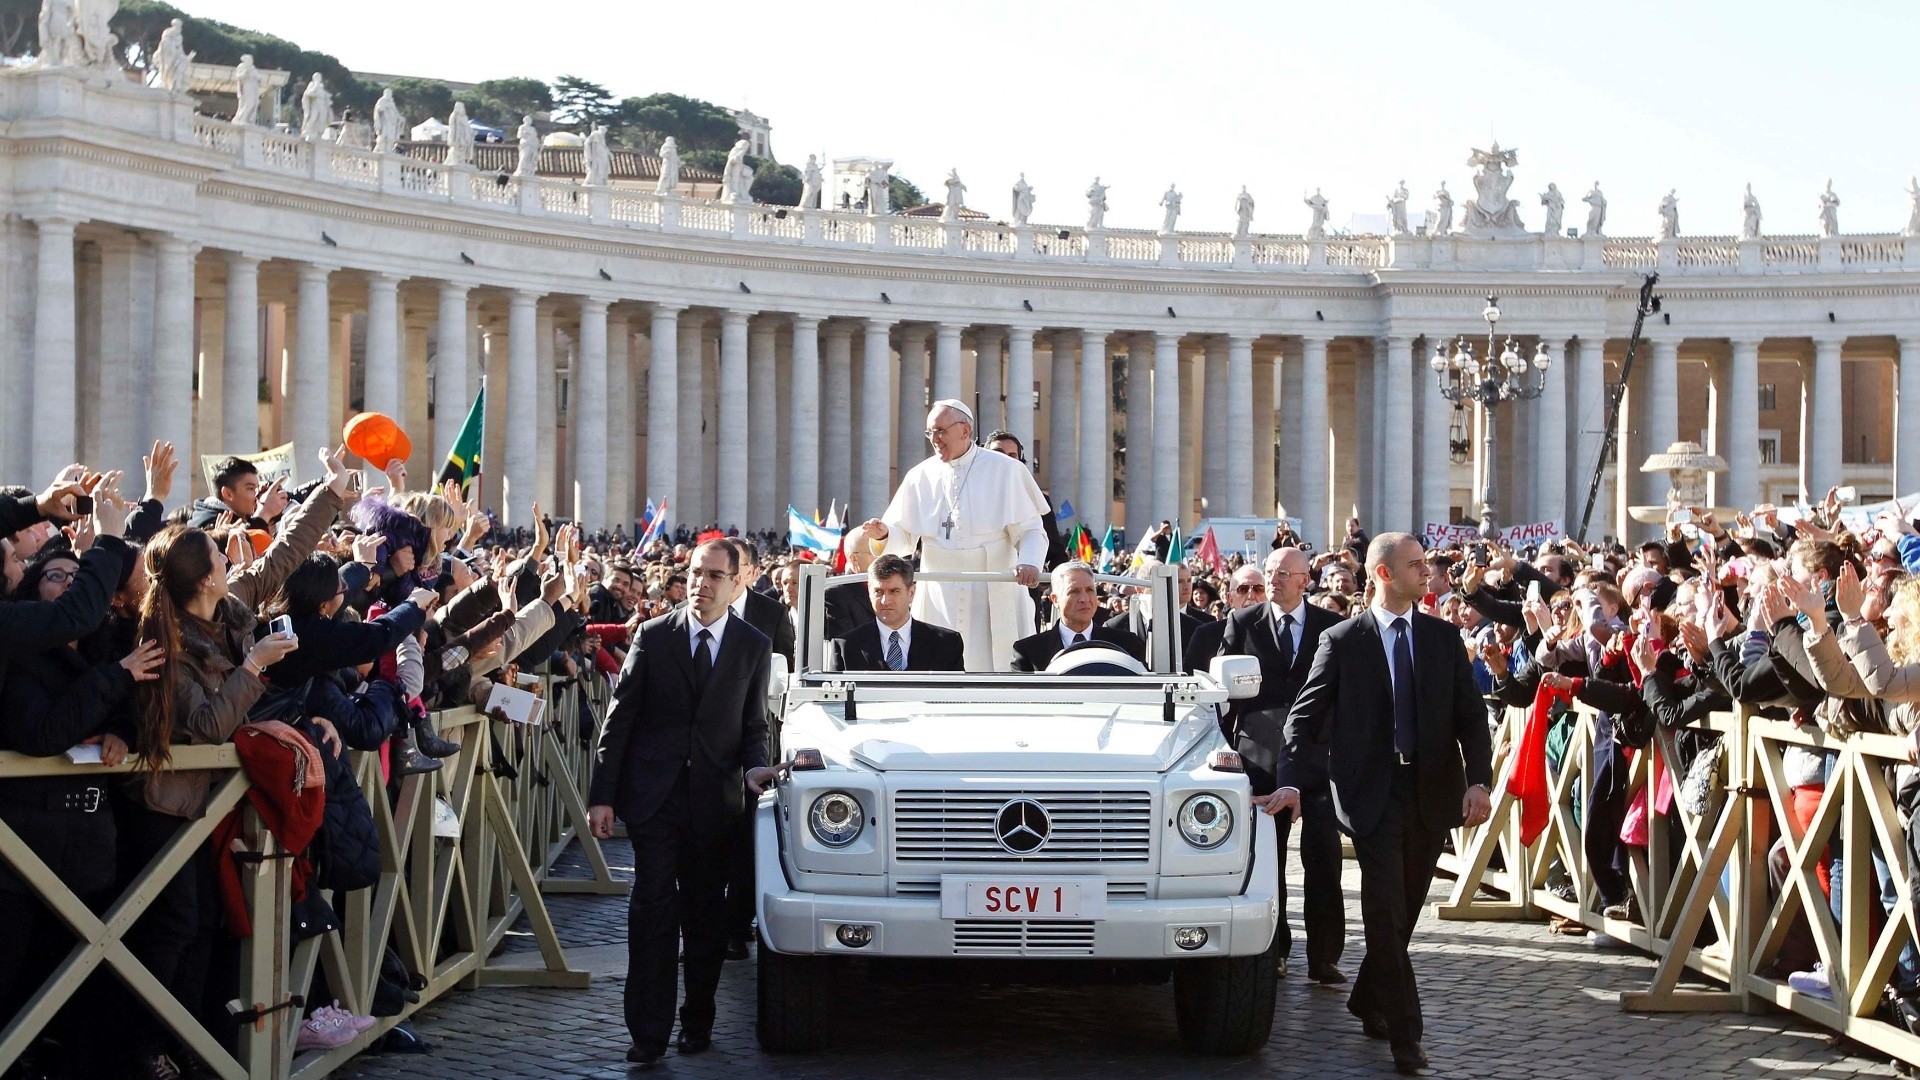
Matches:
[336,838,1898,1080]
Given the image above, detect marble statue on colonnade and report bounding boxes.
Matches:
[1819,180,1840,238]
[1583,181,1607,235]
[372,88,404,154]
[75,0,116,70]
[1304,188,1328,239]
[446,102,473,166]
[585,124,611,187]
[1462,143,1526,237]
[300,74,332,142]
[36,0,79,68]
[1742,184,1762,241]
[1234,186,1255,238]
[720,138,753,204]
[1158,184,1182,234]
[1432,182,1453,235]
[1011,173,1034,225]
[800,154,822,208]
[1907,178,1920,238]
[1657,189,1679,240]
[513,116,539,177]
[866,161,890,215]
[656,138,682,196]
[1540,183,1564,236]
[232,54,260,126]
[941,169,966,222]
[1387,180,1409,236]
[1085,177,1108,229]
[155,18,192,93]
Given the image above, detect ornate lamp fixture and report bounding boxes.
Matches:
[1429,296,1551,536]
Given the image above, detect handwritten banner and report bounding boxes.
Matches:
[1422,519,1564,549]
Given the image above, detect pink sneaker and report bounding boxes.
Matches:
[296,1010,357,1051]
[318,1001,377,1032]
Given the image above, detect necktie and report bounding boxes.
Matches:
[1074,631,1088,646]
[1391,616,1417,759]
[1275,613,1295,672]
[886,630,906,671]
[693,628,714,689]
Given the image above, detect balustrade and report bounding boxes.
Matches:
[1603,239,1659,269]
[323,145,380,189]
[748,208,804,240]
[962,224,1017,254]
[537,179,589,217]
[608,191,660,225]
[1102,230,1160,262]
[1766,237,1821,267]
[1676,239,1741,269]
[890,219,945,250]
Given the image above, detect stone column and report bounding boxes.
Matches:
[1048,330,1079,506]
[1005,326,1036,458]
[715,308,750,530]
[748,317,779,529]
[1807,335,1844,498]
[1379,335,1416,532]
[1180,349,1199,525]
[974,327,1005,433]
[1642,338,1680,512]
[607,311,633,528]
[676,311,706,525]
[151,236,199,475]
[1572,335,1610,539]
[1299,335,1331,549]
[896,325,930,476]
[435,281,471,463]
[1199,336,1228,516]
[502,291,539,523]
[196,299,225,476]
[1522,338,1562,528]
[860,318,893,520]
[536,307,560,510]
[1079,328,1110,532]
[1125,333,1155,527]
[1899,337,1920,496]
[29,217,77,479]
[1252,347,1277,518]
[291,264,335,482]
[1225,334,1255,516]
[645,305,681,524]
[572,297,610,527]
[1152,330,1182,526]
[221,252,262,453]
[789,315,822,518]
[1725,338,1762,512]
[1417,339,1449,531]
[1280,341,1303,517]
[93,236,138,479]
[362,271,401,427]
[402,315,432,483]
[932,322,964,403]
[821,321,854,509]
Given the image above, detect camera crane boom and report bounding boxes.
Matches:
[1575,273,1659,543]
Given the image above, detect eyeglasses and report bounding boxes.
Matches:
[923,424,964,440]
[40,568,74,585]
[1266,570,1302,580]
[1231,583,1267,594]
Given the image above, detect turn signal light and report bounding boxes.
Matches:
[791,748,825,771]
[1207,749,1244,773]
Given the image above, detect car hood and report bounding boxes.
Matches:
[788,702,1220,773]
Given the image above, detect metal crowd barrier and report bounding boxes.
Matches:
[0,673,616,1080]
[1436,699,1920,1067]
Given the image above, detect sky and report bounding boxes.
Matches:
[183,0,1918,237]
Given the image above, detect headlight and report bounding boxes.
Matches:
[808,791,865,847]
[1178,793,1233,849]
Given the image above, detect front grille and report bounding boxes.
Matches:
[953,919,1097,955]
[893,789,1153,863]
[891,878,1150,899]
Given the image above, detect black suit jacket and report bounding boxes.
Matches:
[1217,602,1341,794]
[737,588,796,665]
[823,580,875,642]
[1010,623,1146,673]
[1104,608,1203,666]
[1184,618,1227,675]
[1279,608,1493,838]
[589,609,771,841]
[836,619,966,672]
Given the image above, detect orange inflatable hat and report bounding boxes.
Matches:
[343,412,412,471]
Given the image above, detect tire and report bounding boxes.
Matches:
[1172,931,1279,1055]
[756,934,833,1053]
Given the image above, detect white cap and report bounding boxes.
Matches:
[929,398,974,426]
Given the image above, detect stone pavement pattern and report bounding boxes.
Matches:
[337,838,1896,1079]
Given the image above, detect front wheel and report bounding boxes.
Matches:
[756,935,833,1053]
[1172,931,1278,1055]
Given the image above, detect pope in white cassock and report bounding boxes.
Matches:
[860,400,1050,672]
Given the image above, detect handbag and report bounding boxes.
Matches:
[1679,737,1726,819]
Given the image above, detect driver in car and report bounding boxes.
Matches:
[1010,560,1145,672]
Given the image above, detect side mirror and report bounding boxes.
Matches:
[767,653,790,713]
[1209,654,1262,701]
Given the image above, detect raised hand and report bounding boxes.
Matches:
[119,640,165,681]
[258,477,289,522]
[35,469,89,522]
[142,440,177,505]
[351,532,383,566]
[321,445,350,495]
[1833,562,1865,622]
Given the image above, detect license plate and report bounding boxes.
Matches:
[939,876,1107,920]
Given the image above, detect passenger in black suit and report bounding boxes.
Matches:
[821,525,877,640]
[588,540,776,1066]
[719,539,795,960]
[1010,561,1144,672]
[1265,533,1493,1075]
[1184,564,1267,673]
[1218,548,1344,984]
[835,555,966,671]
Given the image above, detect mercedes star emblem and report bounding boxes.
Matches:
[995,798,1051,855]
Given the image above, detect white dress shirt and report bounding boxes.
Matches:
[1268,599,1308,656]
[1057,621,1097,651]
[877,617,914,665]
[688,608,730,664]
[1371,602,1415,700]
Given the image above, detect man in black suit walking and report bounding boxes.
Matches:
[835,554,966,671]
[1263,533,1492,1075]
[1010,560,1144,671]
[1218,547,1344,983]
[588,539,777,1066]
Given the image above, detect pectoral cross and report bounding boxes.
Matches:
[940,515,954,539]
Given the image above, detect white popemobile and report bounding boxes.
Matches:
[754,563,1281,1055]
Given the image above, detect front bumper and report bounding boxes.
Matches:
[755,803,1279,959]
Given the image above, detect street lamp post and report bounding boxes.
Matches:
[1429,296,1552,538]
